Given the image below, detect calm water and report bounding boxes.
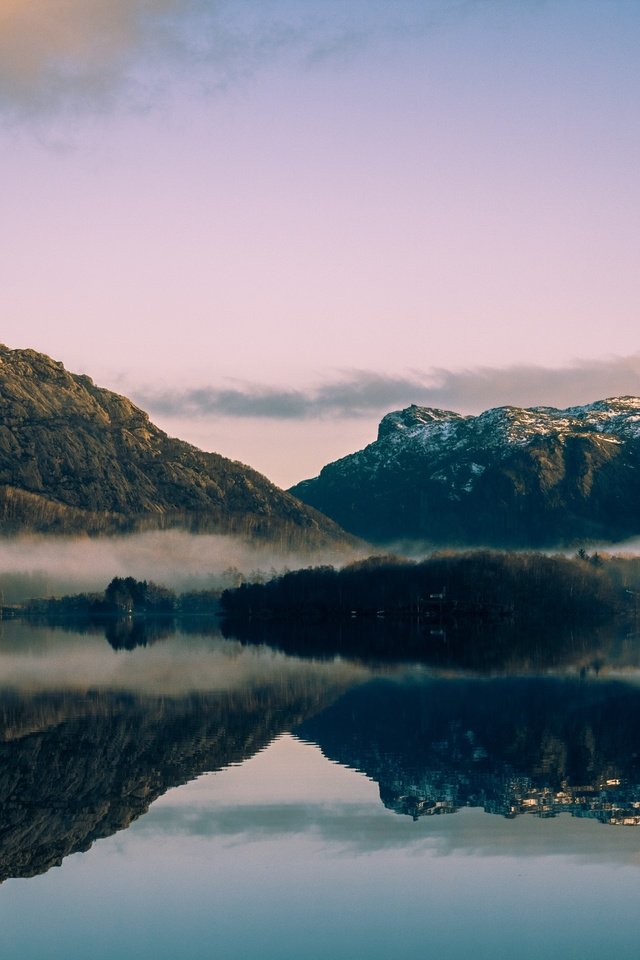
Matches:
[2,620,640,959]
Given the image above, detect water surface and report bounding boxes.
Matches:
[1,620,640,959]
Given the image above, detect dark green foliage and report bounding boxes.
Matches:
[16,577,221,649]
[24,577,177,618]
[13,551,640,664]
[177,589,220,616]
[220,550,629,628]
[104,577,176,615]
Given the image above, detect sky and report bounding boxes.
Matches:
[3,0,640,486]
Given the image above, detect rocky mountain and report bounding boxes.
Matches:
[0,345,351,546]
[290,399,640,547]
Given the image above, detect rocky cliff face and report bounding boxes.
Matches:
[290,399,640,547]
[0,345,351,546]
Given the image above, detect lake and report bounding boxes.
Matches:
[1,619,640,959]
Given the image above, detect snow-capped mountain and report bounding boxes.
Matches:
[289,398,640,547]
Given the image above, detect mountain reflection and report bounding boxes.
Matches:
[3,621,640,886]
[0,681,352,884]
[0,624,363,884]
[296,676,640,826]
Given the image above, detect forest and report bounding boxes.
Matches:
[3,550,639,666]
[219,550,640,630]
[6,551,640,662]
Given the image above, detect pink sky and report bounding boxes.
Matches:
[2,1,640,485]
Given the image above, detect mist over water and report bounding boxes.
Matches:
[2,529,639,605]
[0,530,363,602]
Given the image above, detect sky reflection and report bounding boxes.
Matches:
[2,734,640,960]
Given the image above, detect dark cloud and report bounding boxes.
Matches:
[138,373,430,420]
[426,355,640,411]
[136,355,640,422]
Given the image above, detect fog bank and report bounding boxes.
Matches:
[0,530,363,603]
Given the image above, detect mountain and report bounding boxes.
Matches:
[289,399,640,547]
[0,345,351,546]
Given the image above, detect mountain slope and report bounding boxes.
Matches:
[0,345,351,545]
[289,399,640,547]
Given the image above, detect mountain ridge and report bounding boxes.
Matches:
[290,398,640,547]
[0,344,353,546]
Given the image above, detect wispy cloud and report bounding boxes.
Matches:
[136,355,640,422]
[0,0,254,119]
[0,0,517,120]
[425,355,640,412]
[138,372,430,420]
[0,1,330,118]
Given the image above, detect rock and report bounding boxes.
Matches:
[289,399,640,547]
[0,344,353,547]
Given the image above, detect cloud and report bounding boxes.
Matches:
[425,354,640,411]
[0,0,518,120]
[138,372,430,420]
[0,0,310,119]
[0,0,181,116]
[136,355,640,422]
[0,529,366,602]
[0,1,342,118]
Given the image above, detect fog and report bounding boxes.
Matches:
[383,535,640,563]
[0,530,364,603]
[2,529,639,605]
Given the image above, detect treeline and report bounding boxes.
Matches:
[219,550,639,628]
[18,576,220,632]
[16,553,640,630]
[9,551,640,660]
